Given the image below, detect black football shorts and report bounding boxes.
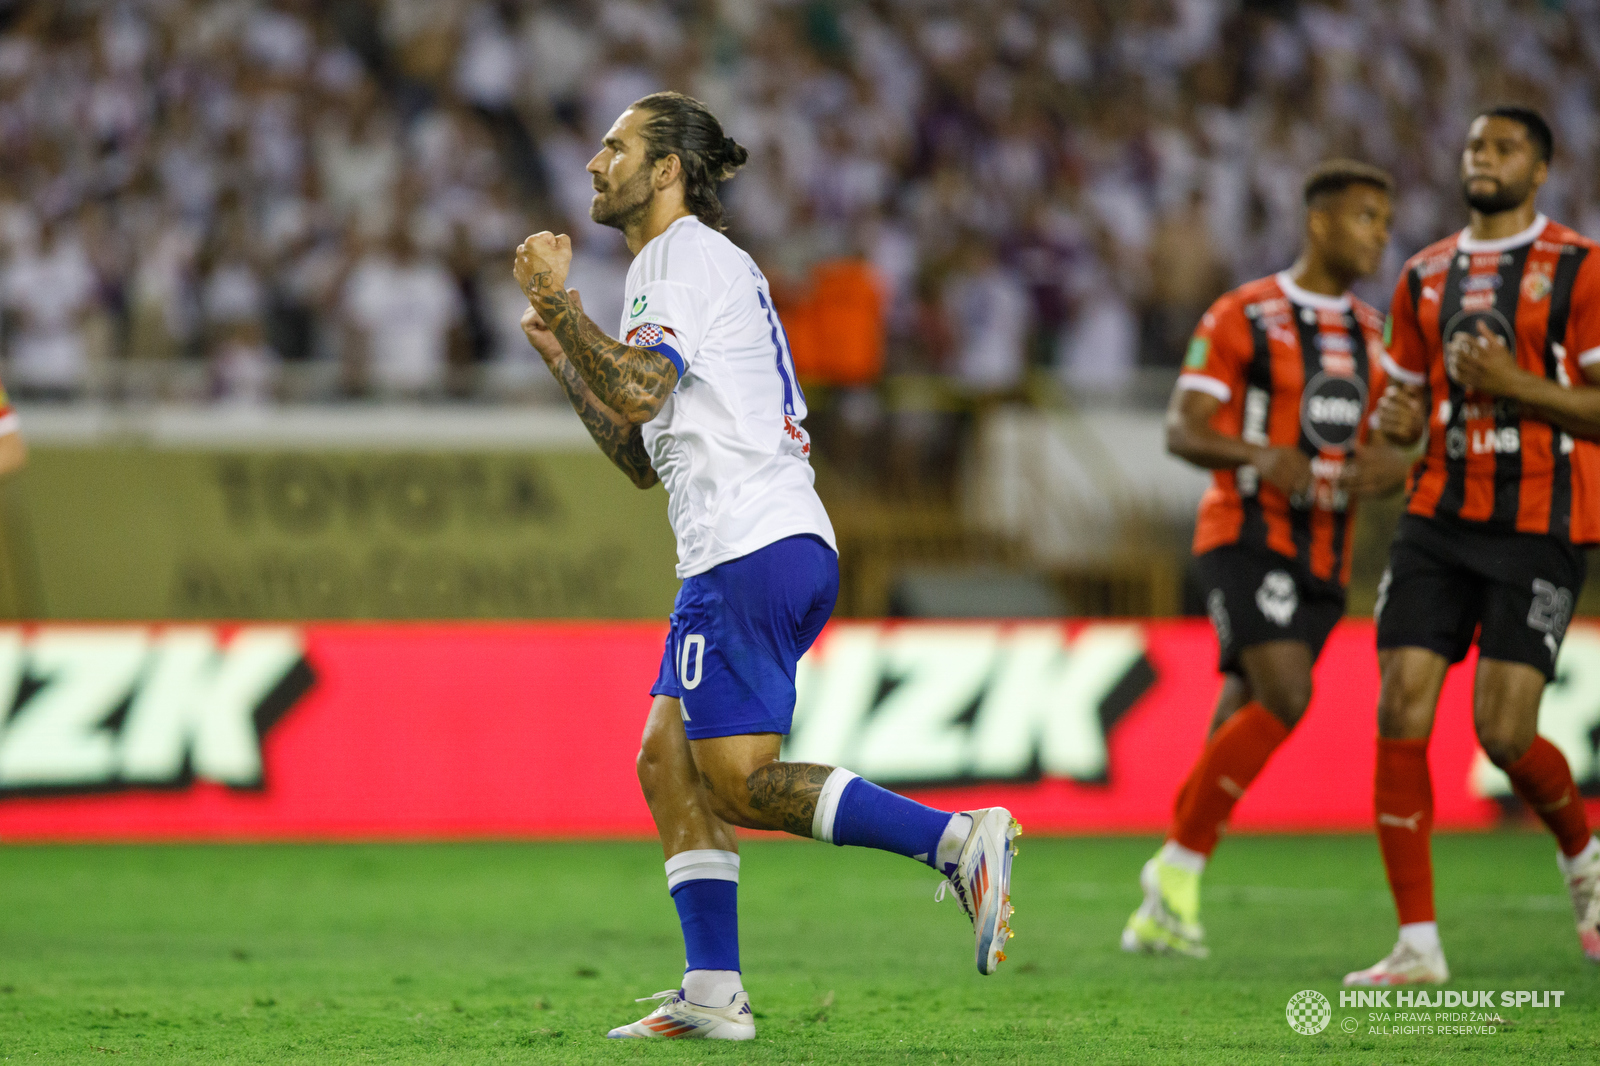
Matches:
[1195,545,1347,676]
[1375,514,1587,680]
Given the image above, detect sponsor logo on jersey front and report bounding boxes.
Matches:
[1315,330,1356,376]
[1471,426,1521,455]
[1320,352,1356,376]
[1244,298,1289,320]
[1416,253,1452,278]
[1301,371,1367,452]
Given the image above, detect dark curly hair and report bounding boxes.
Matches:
[1302,158,1394,207]
[1479,105,1554,163]
[632,92,749,231]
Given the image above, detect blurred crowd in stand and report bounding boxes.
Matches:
[1,0,1598,486]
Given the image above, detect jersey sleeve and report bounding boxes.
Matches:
[1568,252,1600,375]
[1379,267,1429,387]
[622,277,717,379]
[1176,295,1251,403]
[1362,340,1390,442]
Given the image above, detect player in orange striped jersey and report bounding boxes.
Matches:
[1123,161,1417,958]
[1348,108,1600,986]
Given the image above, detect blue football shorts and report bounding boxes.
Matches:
[650,533,839,740]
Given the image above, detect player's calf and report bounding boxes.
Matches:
[694,738,1023,973]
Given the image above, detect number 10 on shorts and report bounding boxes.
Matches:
[679,633,706,703]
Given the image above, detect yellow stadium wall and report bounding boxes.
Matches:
[0,448,682,620]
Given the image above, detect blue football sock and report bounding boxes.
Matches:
[670,878,741,974]
[821,772,954,869]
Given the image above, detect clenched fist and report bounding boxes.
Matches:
[1255,445,1313,495]
[514,232,572,301]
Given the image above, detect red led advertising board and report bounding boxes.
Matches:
[0,621,1595,840]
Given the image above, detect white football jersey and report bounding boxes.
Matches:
[619,215,836,578]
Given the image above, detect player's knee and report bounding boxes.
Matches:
[635,746,661,800]
[1256,677,1311,728]
[1376,670,1433,738]
[698,765,761,826]
[691,751,761,820]
[1474,719,1531,769]
[635,733,674,802]
[701,785,747,825]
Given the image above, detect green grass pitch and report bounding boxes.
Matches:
[0,834,1595,1064]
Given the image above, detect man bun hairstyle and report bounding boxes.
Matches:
[633,91,749,231]
[1303,159,1395,207]
[1480,105,1554,163]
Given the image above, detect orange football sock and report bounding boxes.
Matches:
[1376,738,1435,925]
[1506,736,1592,858]
[1170,702,1290,856]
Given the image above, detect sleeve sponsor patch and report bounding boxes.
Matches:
[1383,315,1392,347]
[1184,336,1211,370]
[627,323,667,347]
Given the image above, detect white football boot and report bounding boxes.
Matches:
[1561,843,1600,961]
[1343,939,1449,986]
[605,988,755,1040]
[934,807,1021,974]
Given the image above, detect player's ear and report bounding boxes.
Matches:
[655,153,682,190]
[1306,208,1328,244]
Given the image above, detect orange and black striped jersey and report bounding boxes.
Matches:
[1182,272,1388,586]
[1386,215,1600,544]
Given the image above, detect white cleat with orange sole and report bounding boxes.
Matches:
[1343,940,1449,986]
[935,807,1021,975]
[1563,842,1600,962]
[605,989,755,1040]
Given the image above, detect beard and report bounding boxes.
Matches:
[1461,175,1530,215]
[590,164,654,230]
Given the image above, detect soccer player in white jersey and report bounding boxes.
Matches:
[513,92,1020,1041]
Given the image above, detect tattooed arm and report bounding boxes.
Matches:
[521,304,659,489]
[533,288,679,423]
[514,232,679,424]
[550,353,660,489]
